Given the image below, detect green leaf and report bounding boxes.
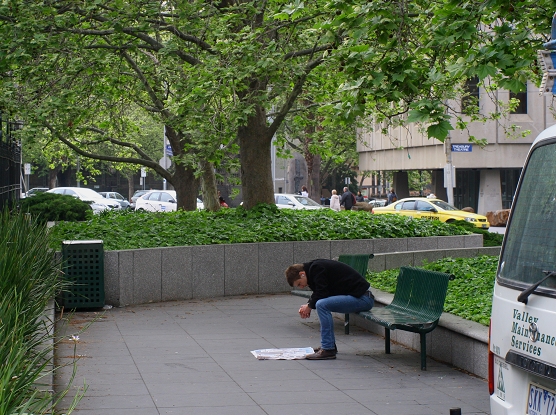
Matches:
[427,121,454,141]
[476,64,497,79]
[349,45,370,53]
[407,109,429,123]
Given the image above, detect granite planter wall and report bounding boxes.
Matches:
[102,234,483,307]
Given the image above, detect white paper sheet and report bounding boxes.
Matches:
[250,347,314,360]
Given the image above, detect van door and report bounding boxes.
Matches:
[490,129,556,415]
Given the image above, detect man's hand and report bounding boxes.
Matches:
[299,304,312,319]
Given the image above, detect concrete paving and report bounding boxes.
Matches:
[55,294,490,415]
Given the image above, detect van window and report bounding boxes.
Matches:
[498,140,556,293]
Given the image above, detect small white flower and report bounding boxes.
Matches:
[70,335,80,342]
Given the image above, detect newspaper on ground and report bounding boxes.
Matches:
[250,347,314,360]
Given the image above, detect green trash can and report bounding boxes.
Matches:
[61,240,105,309]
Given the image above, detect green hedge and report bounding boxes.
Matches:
[47,204,475,251]
[368,255,498,326]
[19,192,92,223]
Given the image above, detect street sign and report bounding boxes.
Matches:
[443,164,456,188]
[141,167,146,178]
[159,156,172,169]
[451,144,472,152]
[165,144,173,156]
[24,163,31,175]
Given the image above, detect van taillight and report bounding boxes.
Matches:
[488,319,494,395]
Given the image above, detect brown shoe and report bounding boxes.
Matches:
[314,344,338,353]
[306,348,337,360]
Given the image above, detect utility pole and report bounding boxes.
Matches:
[444,135,455,205]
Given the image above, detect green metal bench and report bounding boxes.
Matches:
[291,254,373,334]
[360,266,454,370]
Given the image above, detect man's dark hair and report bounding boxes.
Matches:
[285,264,304,287]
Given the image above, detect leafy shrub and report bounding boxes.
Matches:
[48,204,472,251]
[449,220,503,247]
[0,209,82,414]
[19,192,92,223]
[368,255,498,325]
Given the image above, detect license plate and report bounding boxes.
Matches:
[482,224,488,228]
[528,383,556,415]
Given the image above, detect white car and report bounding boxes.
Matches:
[274,193,324,210]
[47,187,121,214]
[135,190,204,211]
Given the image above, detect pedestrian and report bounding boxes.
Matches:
[219,196,229,208]
[387,188,398,205]
[356,191,365,202]
[329,189,341,211]
[301,185,309,197]
[285,259,374,360]
[340,187,355,210]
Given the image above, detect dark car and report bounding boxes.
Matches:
[99,191,131,209]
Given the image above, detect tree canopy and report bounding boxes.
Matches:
[0,0,553,209]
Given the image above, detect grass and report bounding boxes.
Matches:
[368,255,498,326]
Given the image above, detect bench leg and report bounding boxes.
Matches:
[420,332,427,371]
[344,313,350,335]
[384,328,391,354]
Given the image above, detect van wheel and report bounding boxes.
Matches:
[445,219,456,224]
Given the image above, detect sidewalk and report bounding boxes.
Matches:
[55,294,490,415]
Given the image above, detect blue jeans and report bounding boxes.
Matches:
[315,294,374,350]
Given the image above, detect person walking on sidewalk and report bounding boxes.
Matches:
[329,189,341,211]
[387,188,398,205]
[285,259,374,360]
[340,187,355,210]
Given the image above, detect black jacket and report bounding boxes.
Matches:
[340,191,355,210]
[304,259,371,309]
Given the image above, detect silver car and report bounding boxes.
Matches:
[274,193,324,210]
[99,191,131,209]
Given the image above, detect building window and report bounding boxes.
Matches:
[500,169,521,209]
[461,76,480,113]
[510,90,527,114]
[454,169,480,212]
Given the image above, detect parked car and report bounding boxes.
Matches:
[130,189,150,209]
[47,187,121,214]
[135,190,204,211]
[274,193,324,210]
[368,199,387,208]
[22,187,49,198]
[99,191,131,209]
[371,197,490,229]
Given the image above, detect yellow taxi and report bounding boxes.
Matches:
[371,197,490,229]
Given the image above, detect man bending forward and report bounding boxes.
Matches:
[285,259,374,360]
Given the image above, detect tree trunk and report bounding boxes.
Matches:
[127,173,135,201]
[238,106,274,209]
[199,159,219,211]
[310,153,321,202]
[172,162,199,211]
[49,166,60,188]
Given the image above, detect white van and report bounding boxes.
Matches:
[490,124,556,415]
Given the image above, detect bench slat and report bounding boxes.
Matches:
[360,308,436,328]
